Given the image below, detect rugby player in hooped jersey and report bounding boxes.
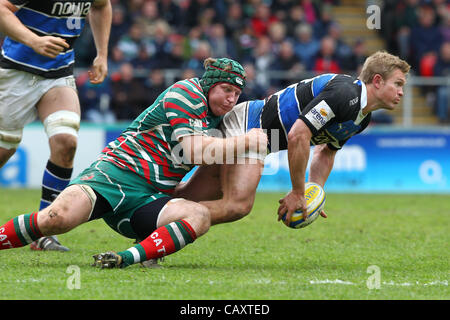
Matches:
[0,58,268,269]
[0,0,111,251]
[175,51,411,227]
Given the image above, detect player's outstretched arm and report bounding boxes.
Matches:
[87,0,112,84]
[179,128,267,166]
[277,119,312,225]
[309,144,336,188]
[0,0,69,58]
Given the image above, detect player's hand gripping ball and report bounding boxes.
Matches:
[281,182,326,229]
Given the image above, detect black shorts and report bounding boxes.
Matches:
[89,189,172,241]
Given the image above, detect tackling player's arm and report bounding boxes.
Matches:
[277,118,312,226]
[0,0,69,58]
[88,0,112,84]
[179,128,267,165]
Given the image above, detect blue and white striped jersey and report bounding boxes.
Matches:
[246,73,371,151]
[0,0,96,78]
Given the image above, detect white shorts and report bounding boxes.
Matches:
[220,101,267,161]
[0,67,77,148]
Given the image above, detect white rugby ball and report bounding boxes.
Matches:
[281,182,326,229]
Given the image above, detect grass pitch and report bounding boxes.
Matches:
[0,188,448,301]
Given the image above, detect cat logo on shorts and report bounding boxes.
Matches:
[80,174,94,181]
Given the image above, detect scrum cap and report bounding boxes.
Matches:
[199,58,246,97]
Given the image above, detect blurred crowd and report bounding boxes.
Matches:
[381,0,450,123]
[1,0,448,124]
[73,0,377,123]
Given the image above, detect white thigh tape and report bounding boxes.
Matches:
[43,110,80,138]
[0,129,23,149]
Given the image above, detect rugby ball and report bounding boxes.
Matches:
[281,182,326,229]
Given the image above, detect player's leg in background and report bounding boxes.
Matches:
[93,198,211,268]
[30,85,81,251]
[0,185,93,251]
[0,147,17,168]
[174,164,223,201]
[203,161,264,225]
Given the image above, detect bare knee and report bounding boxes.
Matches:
[38,204,73,235]
[187,204,211,236]
[225,198,254,222]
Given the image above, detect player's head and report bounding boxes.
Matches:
[359,51,410,84]
[359,51,410,110]
[200,57,246,98]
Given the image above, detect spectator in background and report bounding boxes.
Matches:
[162,37,186,70]
[131,45,155,74]
[145,20,173,63]
[135,1,159,38]
[410,3,443,70]
[327,22,353,71]
[313,36,341,74]
[252,36,275,89]
[395,0,420,60]
[238,62,267,103]
[270,40,304,89]
[117,22,145,61]
[158,0,183,32]
[301,0,320,25]
[77,72,115,124]
[268,22,289,57]
[284,5,306,38]
[250,2,279,38]
[111,63,148,120]
[183,41,212,76]
[224,1,246,40]
[143,69,167,108]
[207,23,238,59]
[271,0,294,22]
[109,4,130,50]
[293,23,320,71]
[313,3,335,39]
[439,8,450,42]
[236,23,257,62]
[108,46,126,75]
[348,38,368,75]
[434,41,450,123]
[184,0,217,29]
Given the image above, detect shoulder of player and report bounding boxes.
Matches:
[164,78,208,111]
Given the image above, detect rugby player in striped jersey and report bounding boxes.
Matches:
[0,0,112,251]
[176,51,410,228]
[0,58,268,269]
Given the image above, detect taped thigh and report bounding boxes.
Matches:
[0,128,23,149]
[43,110,80,138]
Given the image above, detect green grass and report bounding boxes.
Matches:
[0,188,448,300]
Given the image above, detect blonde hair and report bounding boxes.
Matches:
[359,51,410,83]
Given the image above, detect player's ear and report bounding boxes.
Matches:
[372,74,384,89]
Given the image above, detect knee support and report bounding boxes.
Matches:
[0,128,22,149]
[43,110,80,139]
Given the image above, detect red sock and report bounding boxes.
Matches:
[0,212,42,250]
[118,219,197,266]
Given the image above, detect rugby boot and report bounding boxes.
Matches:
[92,251,123,269]
[30,236,70,252]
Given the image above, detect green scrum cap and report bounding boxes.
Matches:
[199,57,246,97]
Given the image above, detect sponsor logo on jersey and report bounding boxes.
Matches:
[51,2,92,16]
[305,100,335,130]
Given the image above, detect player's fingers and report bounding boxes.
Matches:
[49,37,70,49]
[320,210,327,218]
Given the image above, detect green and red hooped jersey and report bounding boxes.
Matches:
[98,78,222,194]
